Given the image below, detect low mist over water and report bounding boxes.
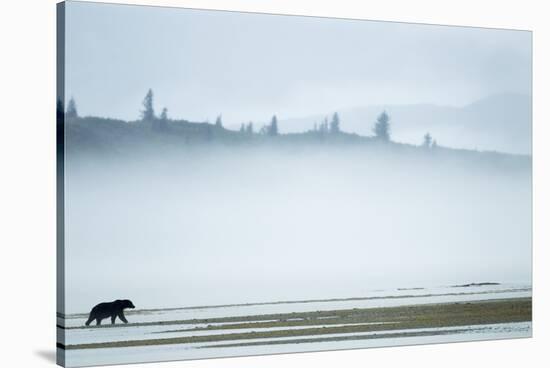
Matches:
[64,146,531,313]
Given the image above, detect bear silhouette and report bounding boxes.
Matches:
[85,299,135,326]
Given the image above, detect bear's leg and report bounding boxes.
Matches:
[96,318,102,326]
[85,315,94,326]
[111,315,117,324]
[118,312,128,324]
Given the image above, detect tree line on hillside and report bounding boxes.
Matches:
[58,88,439,149]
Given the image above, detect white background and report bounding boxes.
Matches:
[0,0,547,367]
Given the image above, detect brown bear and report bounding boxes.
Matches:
[85,299,135,326]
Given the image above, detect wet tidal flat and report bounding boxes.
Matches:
[62,298,530,350]
[58,285,532,367]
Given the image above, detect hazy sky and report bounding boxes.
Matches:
[64,1,532,125]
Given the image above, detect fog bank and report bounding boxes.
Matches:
[63,147,531,313]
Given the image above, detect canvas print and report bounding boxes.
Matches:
[56,1,532,367]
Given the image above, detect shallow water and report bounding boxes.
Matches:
[64,322,531,367]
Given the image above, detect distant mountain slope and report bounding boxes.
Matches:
[278,93,531,155]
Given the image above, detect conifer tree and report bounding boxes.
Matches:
[373,111,390,142]
[215,115,223,128]
[141,89,155,121]
[246,122,254,135]
[66,97,78,119]
[423,132,432,148]
[159,107,168,130]
[330,112,340,134]
[268,115,278,136]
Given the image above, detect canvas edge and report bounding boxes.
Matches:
[56,1,67,367]
[52,2,534,367]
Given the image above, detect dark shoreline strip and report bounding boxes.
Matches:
[59,286,532,319]
[61,287,531,321]
[63,297,530,330]
[62,297,531,331]
[204,323,532,349]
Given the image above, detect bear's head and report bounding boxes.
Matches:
[116,299,135,309]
